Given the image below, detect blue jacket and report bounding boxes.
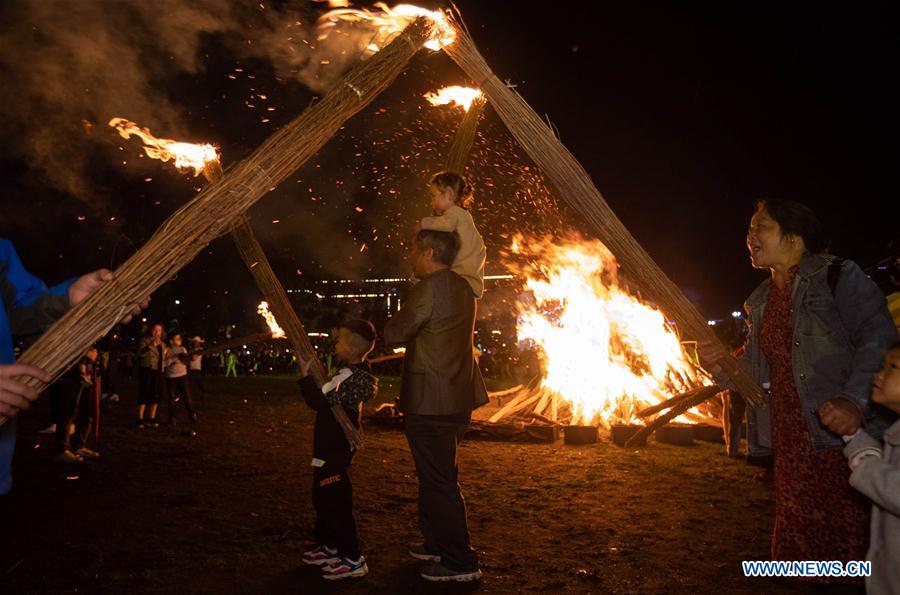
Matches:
[720,253,898,454]
[0,238,72,364]
[1,238,73,495]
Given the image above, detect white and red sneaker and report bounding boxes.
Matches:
[321,555,368,580]
[302,545,338,567]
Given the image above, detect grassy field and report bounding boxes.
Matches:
[1,376,807,594]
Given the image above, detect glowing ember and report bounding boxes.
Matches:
[317,2,455,54]
[108,117,219,177]
[257,301,286,339]
[425,86,483,112]
[510,235,711,427]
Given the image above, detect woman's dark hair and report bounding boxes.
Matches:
[430,171,474,209]
[756,198,828,253]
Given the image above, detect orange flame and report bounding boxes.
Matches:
[108,118,219,177]
[257,302,286,339]
[318,2,455,54]
[425,86,483,112]
[509,234,711,427]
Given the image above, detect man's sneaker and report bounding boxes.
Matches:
[53,450,84,464]
[420,563,482,583]
[134,420,146,429]
[408,543,440,562]
[76,448,100,459]
[146,420,160,428]
[322,556,368,580]
[302,545,339,567]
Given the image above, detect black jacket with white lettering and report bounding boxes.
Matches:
[298,362,377,465]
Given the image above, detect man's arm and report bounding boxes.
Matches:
[384,281,433,348]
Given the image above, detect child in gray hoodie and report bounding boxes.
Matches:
[841,343,900,594]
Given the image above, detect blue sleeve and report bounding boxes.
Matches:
[0,239,73,338]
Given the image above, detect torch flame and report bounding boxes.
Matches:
[510,234,711,427]
[257,301,286,339]
[108,117,219,177]
[318,2,455,54]
[425,86,483,112]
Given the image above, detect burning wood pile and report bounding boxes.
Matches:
[480,235,723,445]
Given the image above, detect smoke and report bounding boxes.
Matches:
[0,0,372,212]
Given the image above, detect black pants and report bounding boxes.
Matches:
[312,460,361,559]
[166,376,195,421]
[404,412,478,572]
[138,367,162,406]
[54,384,93,454]
[188,369,206,398]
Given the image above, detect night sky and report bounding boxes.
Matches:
[0,1,896,335]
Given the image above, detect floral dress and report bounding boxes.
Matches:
[760,267,869,584]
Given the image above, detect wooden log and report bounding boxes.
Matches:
[532,387,554,418]
[487,384,524,398]
[442,20,764,407]
[488,390,542,423]
[368,352,405,364]
[635,385,712,419]
[624,385,721,447]
[0,18,435,427]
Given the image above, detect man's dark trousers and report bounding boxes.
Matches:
[404,412,478,572]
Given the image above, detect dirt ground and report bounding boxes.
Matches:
[1,376,808,594]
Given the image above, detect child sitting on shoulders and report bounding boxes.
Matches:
[839,342,900,594]
[298,319,378,581]
[418,171,486,298]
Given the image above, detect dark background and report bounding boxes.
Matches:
[1,1,897,336]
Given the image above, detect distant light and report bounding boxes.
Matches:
[141,317,147,323]
[707,320,717,326]
[491,330,502,335]
[731,311,741,318]
[175,299,181,305]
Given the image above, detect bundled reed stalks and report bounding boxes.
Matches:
[441,18,763,406]
[0,18,433,427]
[445,93,487,174]
[227,212,363,449]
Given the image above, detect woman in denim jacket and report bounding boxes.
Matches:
[704,199,897,589]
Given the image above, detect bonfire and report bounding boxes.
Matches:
[487,235,720,437]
